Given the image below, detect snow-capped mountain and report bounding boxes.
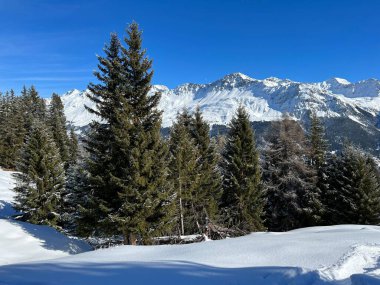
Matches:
[61,72,380,129]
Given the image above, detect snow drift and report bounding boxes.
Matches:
[1,225,380,284]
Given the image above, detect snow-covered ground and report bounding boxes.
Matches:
[1,169,380,284]
[0,170,91,266]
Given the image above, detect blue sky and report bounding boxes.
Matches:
[0,0,379,97]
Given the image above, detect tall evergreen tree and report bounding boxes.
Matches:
[169,111,201,236]
[79,32,123,237]
[111,22,173,244]
[168,108,222,236]
[82,24,173,244]
[189,107,221,228]
[308,112,328,223]
[263,115,321,231]
[14,120,65,228]
[221,106,264,232]
[48,93,70,167]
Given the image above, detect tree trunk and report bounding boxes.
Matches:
[191,202,202,234]
[129,233,137,245]
[123,231,137,245]
[179,183,185,236]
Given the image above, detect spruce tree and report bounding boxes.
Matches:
[309,112,328,169]
[82,24,173,244]
[14,120,65,228]
[80,32,123,237]
[61,128,80,233]
[168,108,221,236]
[24,86,46,127]
[323,145,380,225]
[221,106,264,232]
[68,127,79,166]
[357,156,380,224]
[263,115,321,231]
[169,111,201,236]
[308,112,328,223]
[0,91,26,168]
[48,93,70,167]
[111,22,173,244]
[62,162,88,234]
[189,107,221,229]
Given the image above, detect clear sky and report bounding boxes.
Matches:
[0,0,379,97]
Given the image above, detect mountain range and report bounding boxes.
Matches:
[60,73,380,155]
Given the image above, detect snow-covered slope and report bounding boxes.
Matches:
[0,219,91,266]
[61,89,100,127]
[0,170,17,219]
[60,73,380,129]
[1,225,380,284]
[0,170,91,266]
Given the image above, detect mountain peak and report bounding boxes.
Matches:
[326,77,352,85]
[62,89,82,97]
[151,85,169,93]
[211,72,255,89]
[222,72,254,81]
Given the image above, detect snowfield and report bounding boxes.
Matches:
[1,169,380,284]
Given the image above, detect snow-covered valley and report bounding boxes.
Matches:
[1,169,380,284]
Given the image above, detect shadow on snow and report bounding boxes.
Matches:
[5,219,91,254]
[0,261,346,285]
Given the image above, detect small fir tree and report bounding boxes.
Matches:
[14,120,65,228]
[309,112,328,169]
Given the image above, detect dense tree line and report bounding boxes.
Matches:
[0,86,79,229]
[2,23,380,245]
